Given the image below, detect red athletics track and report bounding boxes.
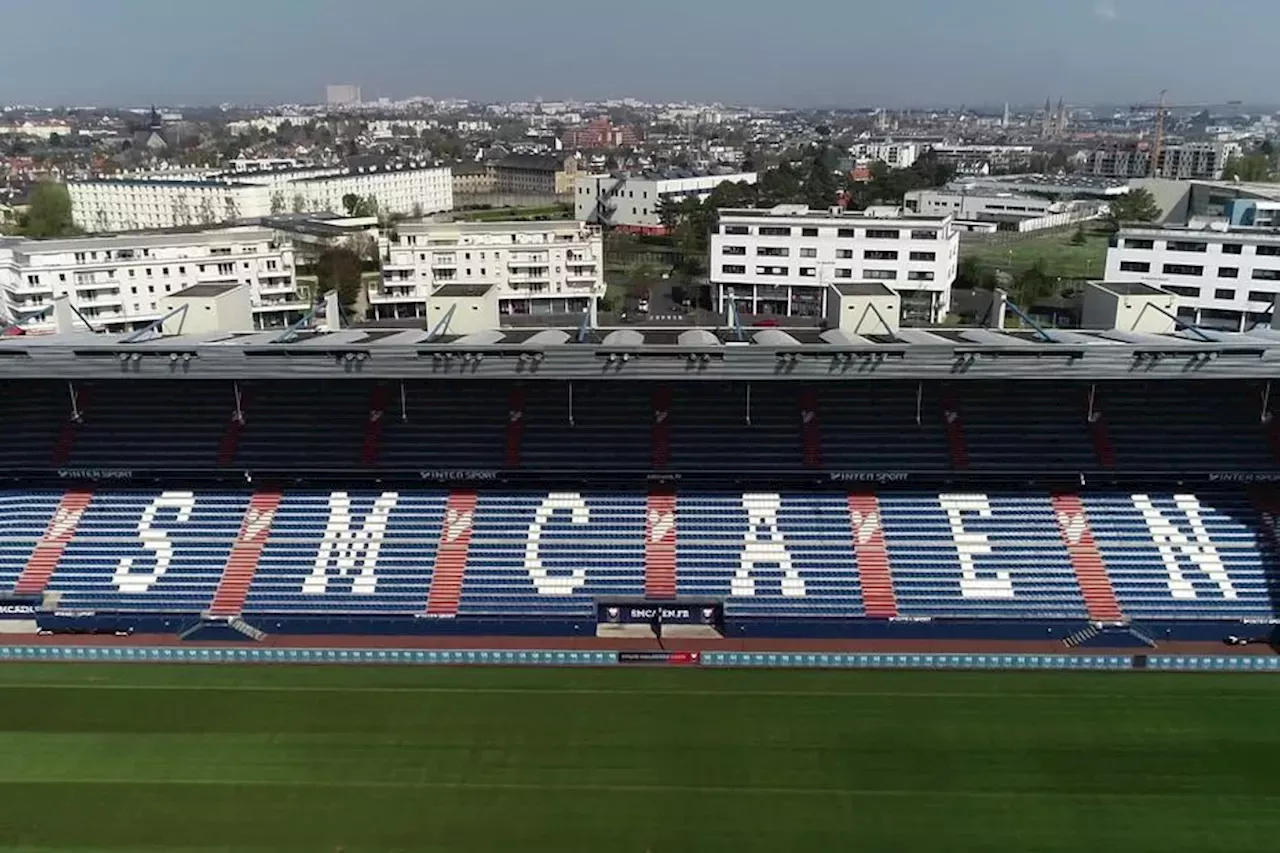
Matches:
[2,633,1274,657]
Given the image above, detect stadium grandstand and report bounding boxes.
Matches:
[1,286,1279,647]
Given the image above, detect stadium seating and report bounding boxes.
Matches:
[1,378,1277,474]
[4,488,1278,626]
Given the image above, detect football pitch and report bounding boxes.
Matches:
[0,663,1276,853]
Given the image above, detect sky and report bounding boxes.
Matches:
[2,0,1277,108]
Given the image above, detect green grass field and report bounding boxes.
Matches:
[962,229,1111,280]
[0,663,1277,852]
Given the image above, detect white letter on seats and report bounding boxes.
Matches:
[113,491,196,593]
[939,493,1013,599]
[304,492,398,596]
[525,492,589,595]
[734,493,804,598]
[1133,494,1235,599]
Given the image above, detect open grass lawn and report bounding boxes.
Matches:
[0,663,1276,852]
[963,229,1112,280]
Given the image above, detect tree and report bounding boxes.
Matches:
[19,181,78,238]
[1070,224,1087,246]
[804,148,838,210]
[342,193,378,218]
[955,256,998,291]
[1223,152,1275,182]
[411,202,425,219]
[292,193,308,213]
[315,247,364,308]
[269,191,286,215]
[1104,188,1160,231]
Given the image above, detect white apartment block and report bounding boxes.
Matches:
[0,226,304,334]
[850,139,924,170]
[1103,224,1280,330]
[905,189,1054,221]
[371,220,604,321]
[711,205,959,323]
[574,169,758,234]
[68,163,453,233]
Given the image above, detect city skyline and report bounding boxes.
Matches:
[2,0,1278,108]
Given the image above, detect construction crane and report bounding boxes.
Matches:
[1128,92,1244,177]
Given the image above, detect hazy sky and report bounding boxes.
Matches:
[2,0,1277,108]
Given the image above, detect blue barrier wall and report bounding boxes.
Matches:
[33,611,1269,645]
[1,645,1277,671]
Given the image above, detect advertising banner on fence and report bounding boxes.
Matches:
[617,651,702,665]
[597,602,723,627]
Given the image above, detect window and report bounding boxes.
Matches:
[836,249,854,259]
[1219,267,1239,278]
[146,268,153,276]
[837,228,857,239]
[721,265,746,274]
[909,251,936,262]
[799,267,816,277]
[757,247,789,257]
[25,274,38,285]
[865,229,900,239]
[755,266,788,276]
[1248,291,1274,303]
[1214,288,1236,300]
[1166,240,1208,253]
[864,250,898,261]
[801,227,819,237]
[1162,264,1204,276]
[834,268,853,279]
[722,246,747,255]
[799,248,818,258]
[1120,261,1151,273]
[907,271,935,281]
[865,269,898,280]
[128,269,135,278]
[1125,238,1155,250]
[1257,245,1280,256]
[1222,243,1243,254]
[758,226,791,237]
[1165,285,1198,297]
[910,230,937,240]
[162,267,169,276]
[1253,269,1280,281]
[724,225,749,235]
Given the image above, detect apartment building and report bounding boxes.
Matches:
[850,139,925,170]
[68,162,453,232]
[1083,141,1242,181]
[0,226,304,333]
[371,220,604,321]
[710,205,959,323]
[1103,223,1280,330]
[574,169,758,234]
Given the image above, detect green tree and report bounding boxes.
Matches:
[804,148,838,210]
[269,192,286,215]
[19,182,78,238]
[1104,187,1161,231]
[1223,152,1275,182]
[1012,258,1054,307]
[315,247,364,307]
[1070,224,1087,246]
[955,255,998,291]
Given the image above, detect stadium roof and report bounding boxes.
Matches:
[3,321,1280,381]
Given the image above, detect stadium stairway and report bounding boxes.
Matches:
[847,492,897,618]
[206,491,283,617]
[505,385,526,467]
[1051,493,1123,622]
[1086,387,1117,469]
[799,387,822,469]
[360,383,393,467]
[217,395,246,467]
[652,384,672,469]
[424,490,478,617]
[939,388,969,470]
[645,489,678,599]
[50,383,89,468]
[12,490,93,596]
